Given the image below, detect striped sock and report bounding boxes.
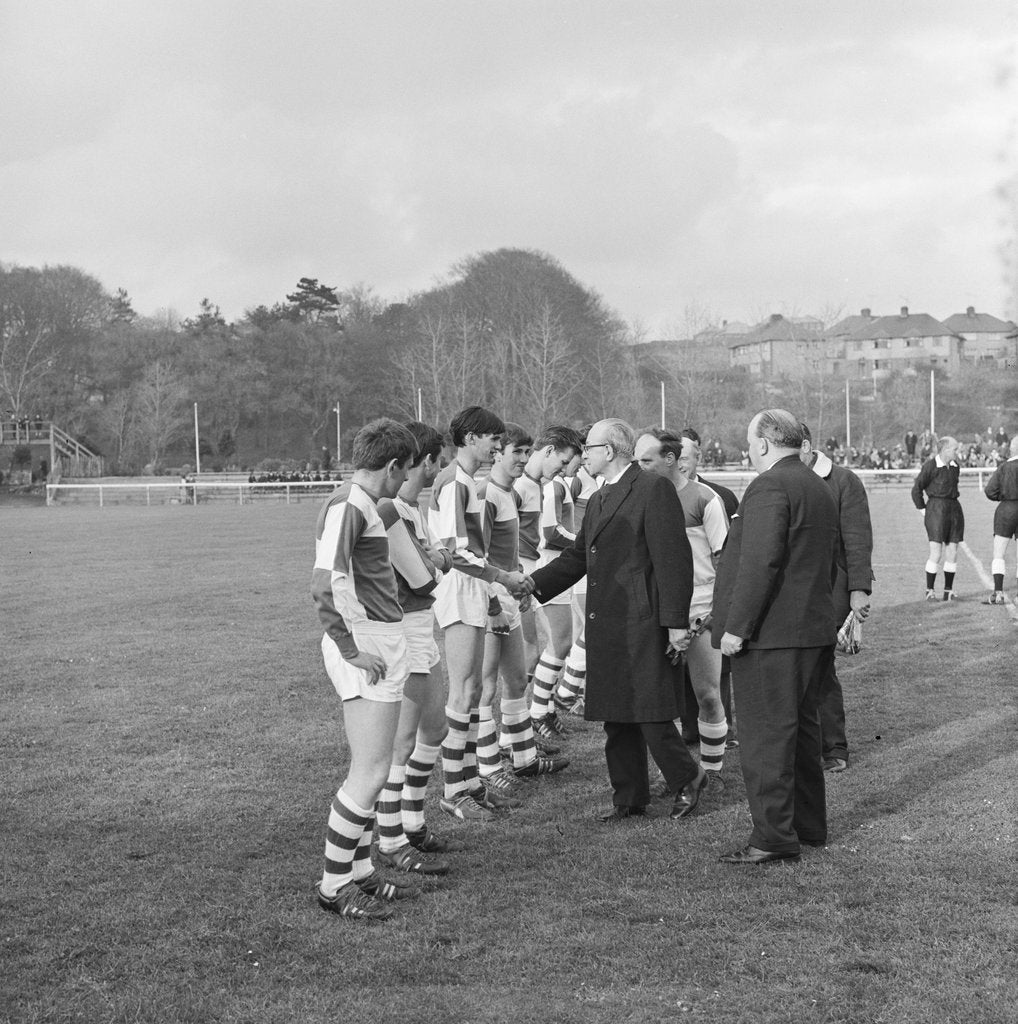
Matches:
[556,636,586,704]
[463,708,480,786]
[402,741,440,834]
[350,814,376,882]
[476,705,502,778]
[532,652,564,719]
[442,707,471,800]
[501,696,537,769]
[698,718,728,774]
[375,764,407,854]
[320,787,371,897]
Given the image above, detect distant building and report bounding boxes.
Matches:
[841,306,961,378]
[727,313,827,377]
[942,307,1017,367]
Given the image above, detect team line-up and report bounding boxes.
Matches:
[309,406,1018,921]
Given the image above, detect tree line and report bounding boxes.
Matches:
[2,251,1013,474]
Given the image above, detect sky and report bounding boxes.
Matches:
[3,1,1017,334]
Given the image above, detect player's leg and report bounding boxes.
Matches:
[531,601,573,738]
[925,540,944,599]
[942,540,959,601]
[987,534,1009,602]
[685,630,727,777]
[555,593,587,713]
[500,624,568,777]
[477,631,507,783]
[318,696,403,920]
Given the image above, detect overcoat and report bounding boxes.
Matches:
[529,462,693,722]
[711,454,839,649]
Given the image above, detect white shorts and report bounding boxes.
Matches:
[321,622,409,703]
[572,574,588,598]
[402,608,441,674]
[433,570,490,629]
[486,581,522,634]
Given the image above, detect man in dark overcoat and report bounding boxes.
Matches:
[526,418,705,821]
[712,410,839,864]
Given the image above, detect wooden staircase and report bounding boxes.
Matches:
[1,421,103,478]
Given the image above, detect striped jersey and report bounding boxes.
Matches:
[312,481,403,658]
[479,476,521,572]
[567,466,602,533]
[676,478,729,607]
[538,476,576,568]
[377,495,445,613]
[428,462,499,582]
[513,472,543,563]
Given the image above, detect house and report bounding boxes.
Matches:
[841,307,961,378]
[942,307,1017,366]
[727,313,826,377]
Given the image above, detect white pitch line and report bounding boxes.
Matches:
[959,541,1018,624]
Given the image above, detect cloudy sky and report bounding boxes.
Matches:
[3,1,1017,333]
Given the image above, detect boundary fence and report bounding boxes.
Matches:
[45,467,1000,508]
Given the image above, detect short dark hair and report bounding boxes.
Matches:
[500,422,533,450]
[753,409,804,449]
[352,418,417,470]
[404,421,444,467]
[681,427,701,445]
[642,427,683,459]
[534,425,583,456]
[449,405,505,447]
[799,422,813,443]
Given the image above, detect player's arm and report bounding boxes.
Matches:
[910,461,931,510]
[702,492,729,568]
[311,503,366,660]
[378,499,441,596]
[984,469,1002,502]
[541,479,576,550]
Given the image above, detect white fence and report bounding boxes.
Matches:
[46,479,346,507]
[45,467,1000,508]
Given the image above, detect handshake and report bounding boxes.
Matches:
[502,570,536,601]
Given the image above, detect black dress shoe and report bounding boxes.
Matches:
[718,844,801,865]
[669,768,708,819]
[598,805,646,822]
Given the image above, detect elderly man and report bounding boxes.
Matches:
[527,419,705,821]
[713,410,839,865]
[911,436,964,601]
[800,423,874,773]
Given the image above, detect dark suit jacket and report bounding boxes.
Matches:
[529,462,693,722]
[810,451,874,620]
[711,454,838,650]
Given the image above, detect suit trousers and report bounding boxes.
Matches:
[731,645,834,853]
[819,659,848,762]
[603,720,700,808]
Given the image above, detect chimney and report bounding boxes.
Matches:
[900,306,909,317]
[861,308,871,317]
[967,306,975,316]
[769,313,782,323]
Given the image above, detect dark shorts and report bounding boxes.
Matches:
[993,501,1018,539]
[925,497,964,544]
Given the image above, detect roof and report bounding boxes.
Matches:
[728,313,823,349]
[846,308,956,341]
[941,308,1015,334]
[828,310,878,337]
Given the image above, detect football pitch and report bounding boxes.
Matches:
[2,488,1016,1024]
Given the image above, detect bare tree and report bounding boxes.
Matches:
[132,360,189,468]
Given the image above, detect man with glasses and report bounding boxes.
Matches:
[525,419,705,822]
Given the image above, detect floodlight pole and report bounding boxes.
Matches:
[845,379,851,450]
[334,402,341,463]
[194,403,201,474]
[930,370,935,435]
[417,388,423,420]
[660,382,666,429]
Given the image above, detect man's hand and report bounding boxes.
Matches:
[666,627,690,664]
[426,544,451,572]
[503,571,534,598]
[849,590,871,620]
[344,650,387,685]
[489,608,512,634]
[720,632,744,657]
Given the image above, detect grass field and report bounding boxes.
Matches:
[2,490,1016,1024]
